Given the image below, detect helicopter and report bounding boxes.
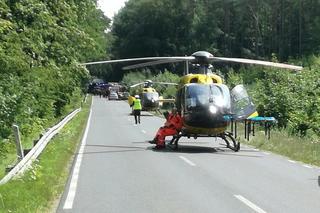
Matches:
[127,80,177,112]
[83,51,302,151]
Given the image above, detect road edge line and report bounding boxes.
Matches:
[63,100,93,209]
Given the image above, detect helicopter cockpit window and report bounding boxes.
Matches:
[190,78,198,83]
[143,92,159,100]
[186,85,209,108]
[185,84,231,111]
[210,84,231,108]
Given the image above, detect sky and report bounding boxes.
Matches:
[97,0,128,19]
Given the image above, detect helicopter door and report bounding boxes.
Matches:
[231,85,258,120]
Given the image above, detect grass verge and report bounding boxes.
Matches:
[237,125,320,167]
[0,96,91,213]
[0,93,84,180]
[0,144,16,179]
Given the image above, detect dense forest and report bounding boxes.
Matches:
[108,0,320,137]
[111,0,320,61]
[0,0,109,159]
[1,0,320,160]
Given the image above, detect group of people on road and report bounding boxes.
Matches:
[130,94,183,150]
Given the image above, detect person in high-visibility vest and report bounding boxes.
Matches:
[130,95,142,124]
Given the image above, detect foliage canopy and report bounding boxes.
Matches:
[0,0,110,157]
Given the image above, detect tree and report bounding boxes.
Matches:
[0,0,111,153]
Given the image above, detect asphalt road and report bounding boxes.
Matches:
[57,96,320,213]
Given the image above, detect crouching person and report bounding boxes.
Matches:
[149,107,182,149]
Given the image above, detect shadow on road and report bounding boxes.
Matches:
[82,149,144,155]
[127,114,154,117]
[318,176,320,187]
[93,141,264,157]
[140,114,154,117]
[146,144,263,158]
[152,145,218,153]
[86,144,145,149]
[81,144,146,155]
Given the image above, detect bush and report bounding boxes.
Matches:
[225,56,320,138]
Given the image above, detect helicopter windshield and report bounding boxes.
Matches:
[185,84,230,110]
[143,92,159,101]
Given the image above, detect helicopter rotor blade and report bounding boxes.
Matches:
[82,56,193,66]
[82,51,302,71]
[212,57,303,71]
[152,81,178,86]
[122,57,193,70]
[130,82,145,88]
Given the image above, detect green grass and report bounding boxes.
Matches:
[0,96,91,213]
[237,125,320,167]
[0,142,17,179]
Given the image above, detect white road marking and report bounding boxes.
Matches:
[303,164,313,169]
[234,195,267,213]
[141,130,146,134]
[263,152,270,155]
[63,103,92,210]
[288,160,296,163]
[179,156,196,167]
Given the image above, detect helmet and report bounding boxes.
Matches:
[134,95,140,99]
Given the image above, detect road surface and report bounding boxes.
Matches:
[57,96,320,213]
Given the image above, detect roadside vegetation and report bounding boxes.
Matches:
[0,1,109,175]
[225,57,320,166]
[0,96,91,213]
[242,129,320,167]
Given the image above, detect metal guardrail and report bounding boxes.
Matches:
[0,108,81,185]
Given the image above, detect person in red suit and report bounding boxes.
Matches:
[149,107,183,149]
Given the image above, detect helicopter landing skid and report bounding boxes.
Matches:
[219,132,240,152]
[168,131,240,152]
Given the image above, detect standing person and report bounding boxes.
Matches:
[149,107,182,149]
[131,95,142,124]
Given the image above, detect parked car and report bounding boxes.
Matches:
[109,92,119,100]
[118,91,130,100]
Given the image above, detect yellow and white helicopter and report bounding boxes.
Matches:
[83,51,302,151]
[127,80,177,112]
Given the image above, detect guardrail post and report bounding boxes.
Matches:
[12,124,24,160]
